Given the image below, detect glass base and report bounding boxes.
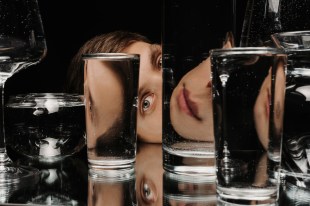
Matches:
[0,163,40,186]
[89,167,135,181]
[163,147,216,177]
[217,185,278,205]
[217,197,277,206]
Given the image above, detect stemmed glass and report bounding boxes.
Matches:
[0,0,47,186]
[240,0,310,47]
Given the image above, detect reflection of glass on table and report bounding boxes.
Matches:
[163,171,217,205]
[88,171,136,206]
[8,153,88,205]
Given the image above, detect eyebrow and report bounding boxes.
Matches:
[150,44,162,69]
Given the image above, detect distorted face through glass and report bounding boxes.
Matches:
[84,60,125,150]
[254,58,286,150]
[83,54,141,165]
[169,35,234,142]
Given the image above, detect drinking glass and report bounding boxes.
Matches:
[271,31,310,190]
[162,0,236,177]
[5,93,85,164]
[240,0,310,47]
[83,53,139,177]
[210,47,287,204]
[0,0,47,185]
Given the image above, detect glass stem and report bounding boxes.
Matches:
[0,80,11,165]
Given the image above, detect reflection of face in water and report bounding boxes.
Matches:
[135,143,163,205]
[169,34,234,141]
[254,60,286,150]
[84,60,126,152]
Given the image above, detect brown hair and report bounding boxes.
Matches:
[65,30,151,93]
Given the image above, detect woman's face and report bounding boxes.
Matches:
[123,42,162,143]
[169,58,214,141]
[168,36,234,142]
[84,60,124,148]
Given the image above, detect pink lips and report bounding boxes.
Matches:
[177,86,201,121]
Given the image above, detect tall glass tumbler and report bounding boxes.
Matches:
[210,47,287,204]
[83,53,140,177]
[271,31,310,190]
[162,0,239,177]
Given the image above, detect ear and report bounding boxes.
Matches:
[223,31,235,49]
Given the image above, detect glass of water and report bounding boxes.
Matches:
[5,93,86,164]
[83,53,140,178]
[210,47,287,204]
[272,31,310,190]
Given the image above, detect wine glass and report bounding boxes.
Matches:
[0,0,47,186]
[240,0,310,47]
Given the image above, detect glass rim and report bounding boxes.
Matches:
[271,30,310,37]
[82,53,140,60]
[7,93,83,100]
[210,47,286,56]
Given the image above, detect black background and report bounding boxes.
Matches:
[5,0,248,97]
[5,0,162,96]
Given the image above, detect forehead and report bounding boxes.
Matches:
[123,41,150,53]
[123,42,161,57]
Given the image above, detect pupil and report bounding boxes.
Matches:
[143,101,149,108]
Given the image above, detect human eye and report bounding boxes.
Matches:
[141,93,155,113]
[156,55,162,69]
[140,179,157,204]
[142,182,155,202]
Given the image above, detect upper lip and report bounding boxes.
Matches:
[178,85,201,121]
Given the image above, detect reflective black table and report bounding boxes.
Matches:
[2,143,309,205]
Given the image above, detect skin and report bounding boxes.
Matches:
[84,41,162,145]
[84,60,124,149]
[170,58,214,141]
[88,176,125,206]
[169,38,233,142]
[135,143,163,206]
[254,60,286,150]
[123,42,162,143]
